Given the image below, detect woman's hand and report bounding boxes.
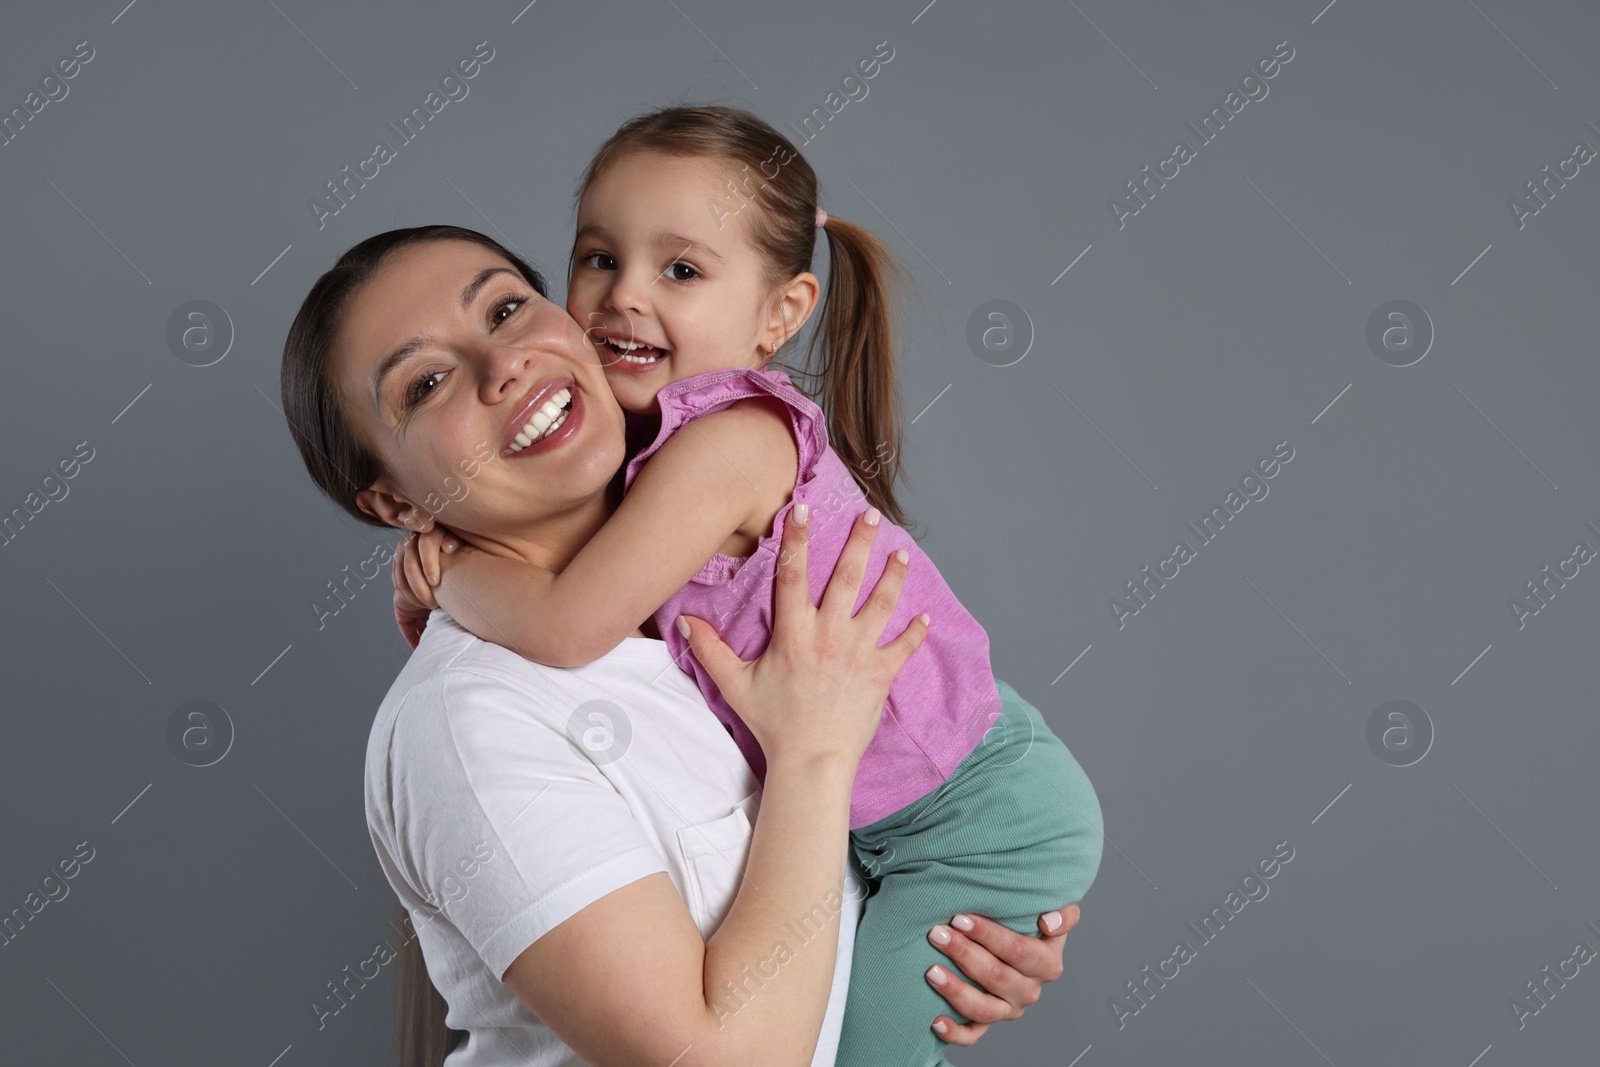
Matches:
[677,504,928,769]
[926,904,1081,1045]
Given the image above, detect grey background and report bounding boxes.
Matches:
[2,0,1596,1063]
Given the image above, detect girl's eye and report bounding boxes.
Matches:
[581,251,616,271]
[406,370,445,409]
[663,261,700,282]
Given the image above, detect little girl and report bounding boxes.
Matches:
[396,106,1103,1065]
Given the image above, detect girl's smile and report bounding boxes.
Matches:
[591,325,671,373]
[566,149,787,413]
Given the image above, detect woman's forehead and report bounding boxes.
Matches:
[339,242,530,386]
[362,240,518,318]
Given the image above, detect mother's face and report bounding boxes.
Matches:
[330,239,628,538]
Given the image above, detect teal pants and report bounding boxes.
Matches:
[835,679,1103,1066]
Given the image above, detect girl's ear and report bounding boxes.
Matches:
[761,272,820,355]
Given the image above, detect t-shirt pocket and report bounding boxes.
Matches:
[675,793,758,939]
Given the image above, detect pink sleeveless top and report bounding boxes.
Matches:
[623,367,1003,828]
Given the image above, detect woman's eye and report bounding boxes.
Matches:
[407,370,445,408]
[582,252,616,271]
[491,298,524,326]
[664,261,699,282]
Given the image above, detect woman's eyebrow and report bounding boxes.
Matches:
[373,336,428,408]
[371,266,522,403]
[458,266,520,311]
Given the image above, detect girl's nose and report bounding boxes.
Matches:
[604,268,653,317]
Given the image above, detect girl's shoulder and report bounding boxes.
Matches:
[625,366,829,492]
[654,365,823,429]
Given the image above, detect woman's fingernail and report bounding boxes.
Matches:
[932,1019,949,1036]
[675,616,691,638]
[863,507,881,526]
[929,925,952,946]
[951,913,975,932]
[1043,910,1064,933]
[919,613,932,627]
[895,548,909,565]
[793,503,809,526]
[926,965,948,986]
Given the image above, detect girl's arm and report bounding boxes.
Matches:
[428,396,798,667]
[502,509,925,1066]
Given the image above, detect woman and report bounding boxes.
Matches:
[281,226,1083,1065]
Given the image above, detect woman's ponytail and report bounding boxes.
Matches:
[393,898,463,1067]
[811,215,912,530]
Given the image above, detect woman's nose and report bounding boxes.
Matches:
[480,342,534,403]
[477,309,584,401]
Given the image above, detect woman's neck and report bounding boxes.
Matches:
[455,477,621,575]
[464,476,658,641]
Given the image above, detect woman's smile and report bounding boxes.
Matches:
[316,236,631,544]
[503,379,583,458]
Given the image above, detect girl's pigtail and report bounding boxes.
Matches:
[811,214,913,531]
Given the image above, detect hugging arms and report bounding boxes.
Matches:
[491,508,1072,1063]
[284,226,1086,1064]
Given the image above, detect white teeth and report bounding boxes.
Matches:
[607,337,664,364]
[507,388,572,453]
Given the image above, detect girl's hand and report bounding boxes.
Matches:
[677,505,929,769]
[926,904,1082,1046]
[389,526,464,649]
[391,531,433,650]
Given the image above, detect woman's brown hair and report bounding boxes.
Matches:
[391,899,463,1067]
[281,225,547,1064]
[577,105,915,529]
[280,224,549,532]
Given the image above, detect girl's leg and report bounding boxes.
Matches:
[834,680,1103,1066]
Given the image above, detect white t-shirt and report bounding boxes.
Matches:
[364,610,864,1067]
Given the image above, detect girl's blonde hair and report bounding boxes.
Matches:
[578,105,914,529]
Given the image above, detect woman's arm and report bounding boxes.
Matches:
[501,507,926,1066]
[417,396,798,667]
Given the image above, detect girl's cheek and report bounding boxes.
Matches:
[570,306,604,350]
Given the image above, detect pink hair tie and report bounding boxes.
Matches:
[815,207,828,228]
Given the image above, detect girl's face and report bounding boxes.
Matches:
[566,149,786,415]
[330,239,629,539]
